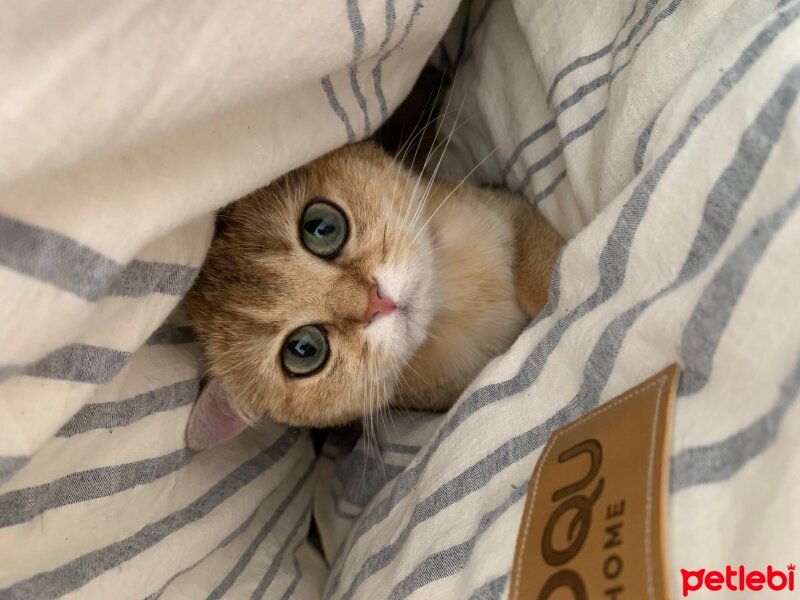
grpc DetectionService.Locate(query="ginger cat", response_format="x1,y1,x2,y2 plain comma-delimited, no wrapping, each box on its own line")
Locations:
185,142,562,450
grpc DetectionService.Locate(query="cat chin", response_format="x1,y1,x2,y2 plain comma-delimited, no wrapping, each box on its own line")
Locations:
366,311,417,362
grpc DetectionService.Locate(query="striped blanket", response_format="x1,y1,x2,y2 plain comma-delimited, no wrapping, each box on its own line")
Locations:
2,0,800,598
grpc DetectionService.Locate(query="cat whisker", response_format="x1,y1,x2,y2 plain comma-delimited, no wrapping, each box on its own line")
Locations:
392,107,458,168
360,429,374,493
409,59,463,184
390,85,445,169
387,107,468,257
370,365,389,484
419,328,442,343
377,381,391,481
384,357,404,437
359,361,376,492
407,95,468,238
401,358,424,379
409,143,501,248
384,379,397,435
396,65,452,202
401,74,463,238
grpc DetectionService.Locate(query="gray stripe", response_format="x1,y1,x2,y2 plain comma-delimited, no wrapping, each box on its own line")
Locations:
208,460,313,600
332,496,362,520
325,9,799,593
677,63,800,283
145,501,265,600
372,0,424,122
346,0,365,59
389,482,527,600
0,343,129,384
503,0,645,179
500,120,557,181
321,448,339,460
454,1,472,66
557,61,800,442
250,507,311,600
472,0,496,36
545,0,640,106
379,441,420,455
0,456,28,486
633,108,662,174
507,0,683,184
632,0,684,55
533,169,568,204
346,0,371,136
57,379,199,437
516,109,606,193
680,183,800,395
612,0,661,55
606,0,685,89
516,0,685,193
277,533,308,600
335,449,404,508
0,450,193,528
342,58,791,591
371,0,397,122
553,69,614,117
671,347,800,492
111,259,198,298
461,0,496,65
0,215,198,301
338,425,572,599
524,245,564,333
469,575,508,600
497,59,800,534
145,323,197,345
321,76,356,143
0,429,300,600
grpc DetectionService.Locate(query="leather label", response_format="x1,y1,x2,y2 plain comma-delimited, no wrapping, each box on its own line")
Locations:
510,364,680,600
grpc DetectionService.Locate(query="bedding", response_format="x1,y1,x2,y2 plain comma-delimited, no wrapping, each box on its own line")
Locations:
2,0,800,598
0,2,458,597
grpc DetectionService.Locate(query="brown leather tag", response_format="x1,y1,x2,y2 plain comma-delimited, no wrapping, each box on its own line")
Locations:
510,364,680,600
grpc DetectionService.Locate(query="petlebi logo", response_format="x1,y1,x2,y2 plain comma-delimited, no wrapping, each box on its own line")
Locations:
681,564,795,596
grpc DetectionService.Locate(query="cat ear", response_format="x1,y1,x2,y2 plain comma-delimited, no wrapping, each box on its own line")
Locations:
186,378,249,451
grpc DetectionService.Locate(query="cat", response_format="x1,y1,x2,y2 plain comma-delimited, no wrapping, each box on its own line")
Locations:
185,141,563,450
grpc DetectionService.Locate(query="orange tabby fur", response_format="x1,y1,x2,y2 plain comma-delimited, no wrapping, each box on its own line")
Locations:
186,142,562,431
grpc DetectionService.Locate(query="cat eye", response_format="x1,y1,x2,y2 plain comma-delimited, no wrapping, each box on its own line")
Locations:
282,325,329,376
301,201,348,258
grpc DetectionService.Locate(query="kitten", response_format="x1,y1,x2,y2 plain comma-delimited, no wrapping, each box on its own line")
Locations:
185,141,563,450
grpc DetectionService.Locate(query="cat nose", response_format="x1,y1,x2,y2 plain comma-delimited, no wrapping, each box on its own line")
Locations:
366,284,396,322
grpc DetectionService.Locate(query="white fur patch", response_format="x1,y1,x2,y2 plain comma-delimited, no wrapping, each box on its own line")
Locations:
369,232,437,364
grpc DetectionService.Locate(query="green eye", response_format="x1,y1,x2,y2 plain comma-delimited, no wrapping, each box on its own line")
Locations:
282,325,328,376
301,201,348,257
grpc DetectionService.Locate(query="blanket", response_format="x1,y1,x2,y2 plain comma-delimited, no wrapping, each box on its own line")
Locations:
2,0,800,598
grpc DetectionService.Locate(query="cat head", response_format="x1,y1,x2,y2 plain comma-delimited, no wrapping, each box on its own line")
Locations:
185,142,438,450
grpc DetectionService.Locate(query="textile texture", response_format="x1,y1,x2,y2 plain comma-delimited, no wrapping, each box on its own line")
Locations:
2,1,799,599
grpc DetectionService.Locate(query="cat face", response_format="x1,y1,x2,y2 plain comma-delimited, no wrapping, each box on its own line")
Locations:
185,143,437,446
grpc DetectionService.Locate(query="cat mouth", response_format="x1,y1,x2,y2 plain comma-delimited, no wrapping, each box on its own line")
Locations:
398,280,421,314
397,278,433,350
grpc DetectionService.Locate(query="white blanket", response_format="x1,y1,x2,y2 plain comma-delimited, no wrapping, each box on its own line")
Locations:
2,0,800,599
0,1,457,597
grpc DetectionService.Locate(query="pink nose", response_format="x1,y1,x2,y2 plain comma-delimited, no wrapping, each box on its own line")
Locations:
366,284,396,322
